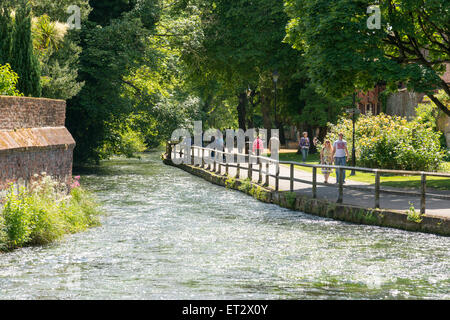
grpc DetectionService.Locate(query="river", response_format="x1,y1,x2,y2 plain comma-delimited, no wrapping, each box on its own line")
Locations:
0,152,448,299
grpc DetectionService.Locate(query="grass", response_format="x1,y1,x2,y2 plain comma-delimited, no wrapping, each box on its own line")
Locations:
0,174,102,252
279,152,450,191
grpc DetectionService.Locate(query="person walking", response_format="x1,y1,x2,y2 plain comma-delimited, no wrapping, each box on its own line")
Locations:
320,140,333,184
216,134,224,162
299,132,310,162
252,135,264,156
332,133,349,184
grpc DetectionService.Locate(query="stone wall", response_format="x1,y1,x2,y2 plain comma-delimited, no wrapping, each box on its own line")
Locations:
385,90,425,119
0,96,75,190
437,113,450,147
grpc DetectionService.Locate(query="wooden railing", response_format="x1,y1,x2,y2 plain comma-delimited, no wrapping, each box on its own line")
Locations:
167,142,450,214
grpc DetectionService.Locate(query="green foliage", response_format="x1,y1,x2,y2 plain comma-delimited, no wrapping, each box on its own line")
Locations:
0,175,102,251
100,120,147,159
406,202,423,224
415,99,439,131
66,1,162,163
416,91,450,151
285,0,450,117
285,192,297,209
0,5,13,65
324,113,444,171
238,179,253,193
9,0,41,97
225,177,236,189
2,187,34,247
32,14,84,100
254,186,269,202
444,150,450,162
0,63,22,96
30,0,92,22
363,211,377,225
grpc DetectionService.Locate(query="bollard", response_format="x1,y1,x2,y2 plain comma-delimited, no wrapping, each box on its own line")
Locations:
202,148,205,168
375,170,380,209
421,173,426,214
275,163,280,191
337,168,344,203
225,154,229,176
312,167,317,199
258,158,262,184
290,163,294,192
236,160,240,179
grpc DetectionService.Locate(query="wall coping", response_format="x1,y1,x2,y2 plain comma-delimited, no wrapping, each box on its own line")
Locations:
0,127,75,152
0,95,66,103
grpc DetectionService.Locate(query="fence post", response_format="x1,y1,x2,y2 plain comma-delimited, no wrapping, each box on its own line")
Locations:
275,163,280,191
375,170,380,209
225,152,229,176
213,149,216,172
218,151,222,174
290,163,294,192
207,149,211,170
337,168,344,203
421,173,426,215
265,162,269,186
258,158,262,184
249,155,253,181
236,155,240,179
312,167,317,199
191,147,194,165
167,143,173,160
202,148,205,168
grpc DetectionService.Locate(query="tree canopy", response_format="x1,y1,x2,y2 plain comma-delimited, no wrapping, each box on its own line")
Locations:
1,0,447,162
285,0,450,116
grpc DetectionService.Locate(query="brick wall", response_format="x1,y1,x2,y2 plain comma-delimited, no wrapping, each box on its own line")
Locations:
0,96,66,130
0,96,75,190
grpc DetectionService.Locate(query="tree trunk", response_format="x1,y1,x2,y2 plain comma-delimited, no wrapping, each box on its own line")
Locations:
318,126,328,142
428,91,450,117
261,92,273,141
237,92,247,131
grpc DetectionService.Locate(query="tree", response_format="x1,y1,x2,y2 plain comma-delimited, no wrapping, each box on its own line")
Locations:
179,0,305,135
30,0,91,22
0,63,22,96
9,0,41,97
0,4,13,65
32,14,84,100
66,0,161,162
285,0,450,116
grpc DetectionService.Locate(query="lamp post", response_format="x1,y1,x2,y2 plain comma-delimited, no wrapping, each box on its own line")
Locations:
346,92,360,176
272,70,279,129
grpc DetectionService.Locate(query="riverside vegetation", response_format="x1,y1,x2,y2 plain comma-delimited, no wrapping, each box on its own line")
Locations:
0,174,102,252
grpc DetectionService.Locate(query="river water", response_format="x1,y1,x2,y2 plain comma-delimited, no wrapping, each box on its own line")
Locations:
0,152,449,299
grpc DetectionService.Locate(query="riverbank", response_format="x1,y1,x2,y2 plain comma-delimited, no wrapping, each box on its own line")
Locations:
163,156,450,237
0,175,102,252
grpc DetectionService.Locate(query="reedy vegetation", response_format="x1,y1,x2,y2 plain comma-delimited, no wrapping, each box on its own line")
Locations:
0,174,102,252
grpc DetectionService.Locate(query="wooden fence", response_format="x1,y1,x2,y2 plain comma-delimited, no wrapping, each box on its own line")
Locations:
167,142,450,215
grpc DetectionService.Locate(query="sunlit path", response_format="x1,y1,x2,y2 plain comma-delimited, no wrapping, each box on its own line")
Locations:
179,148,450,218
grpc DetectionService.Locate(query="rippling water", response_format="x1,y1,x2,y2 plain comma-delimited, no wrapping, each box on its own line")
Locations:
0,152,449,299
